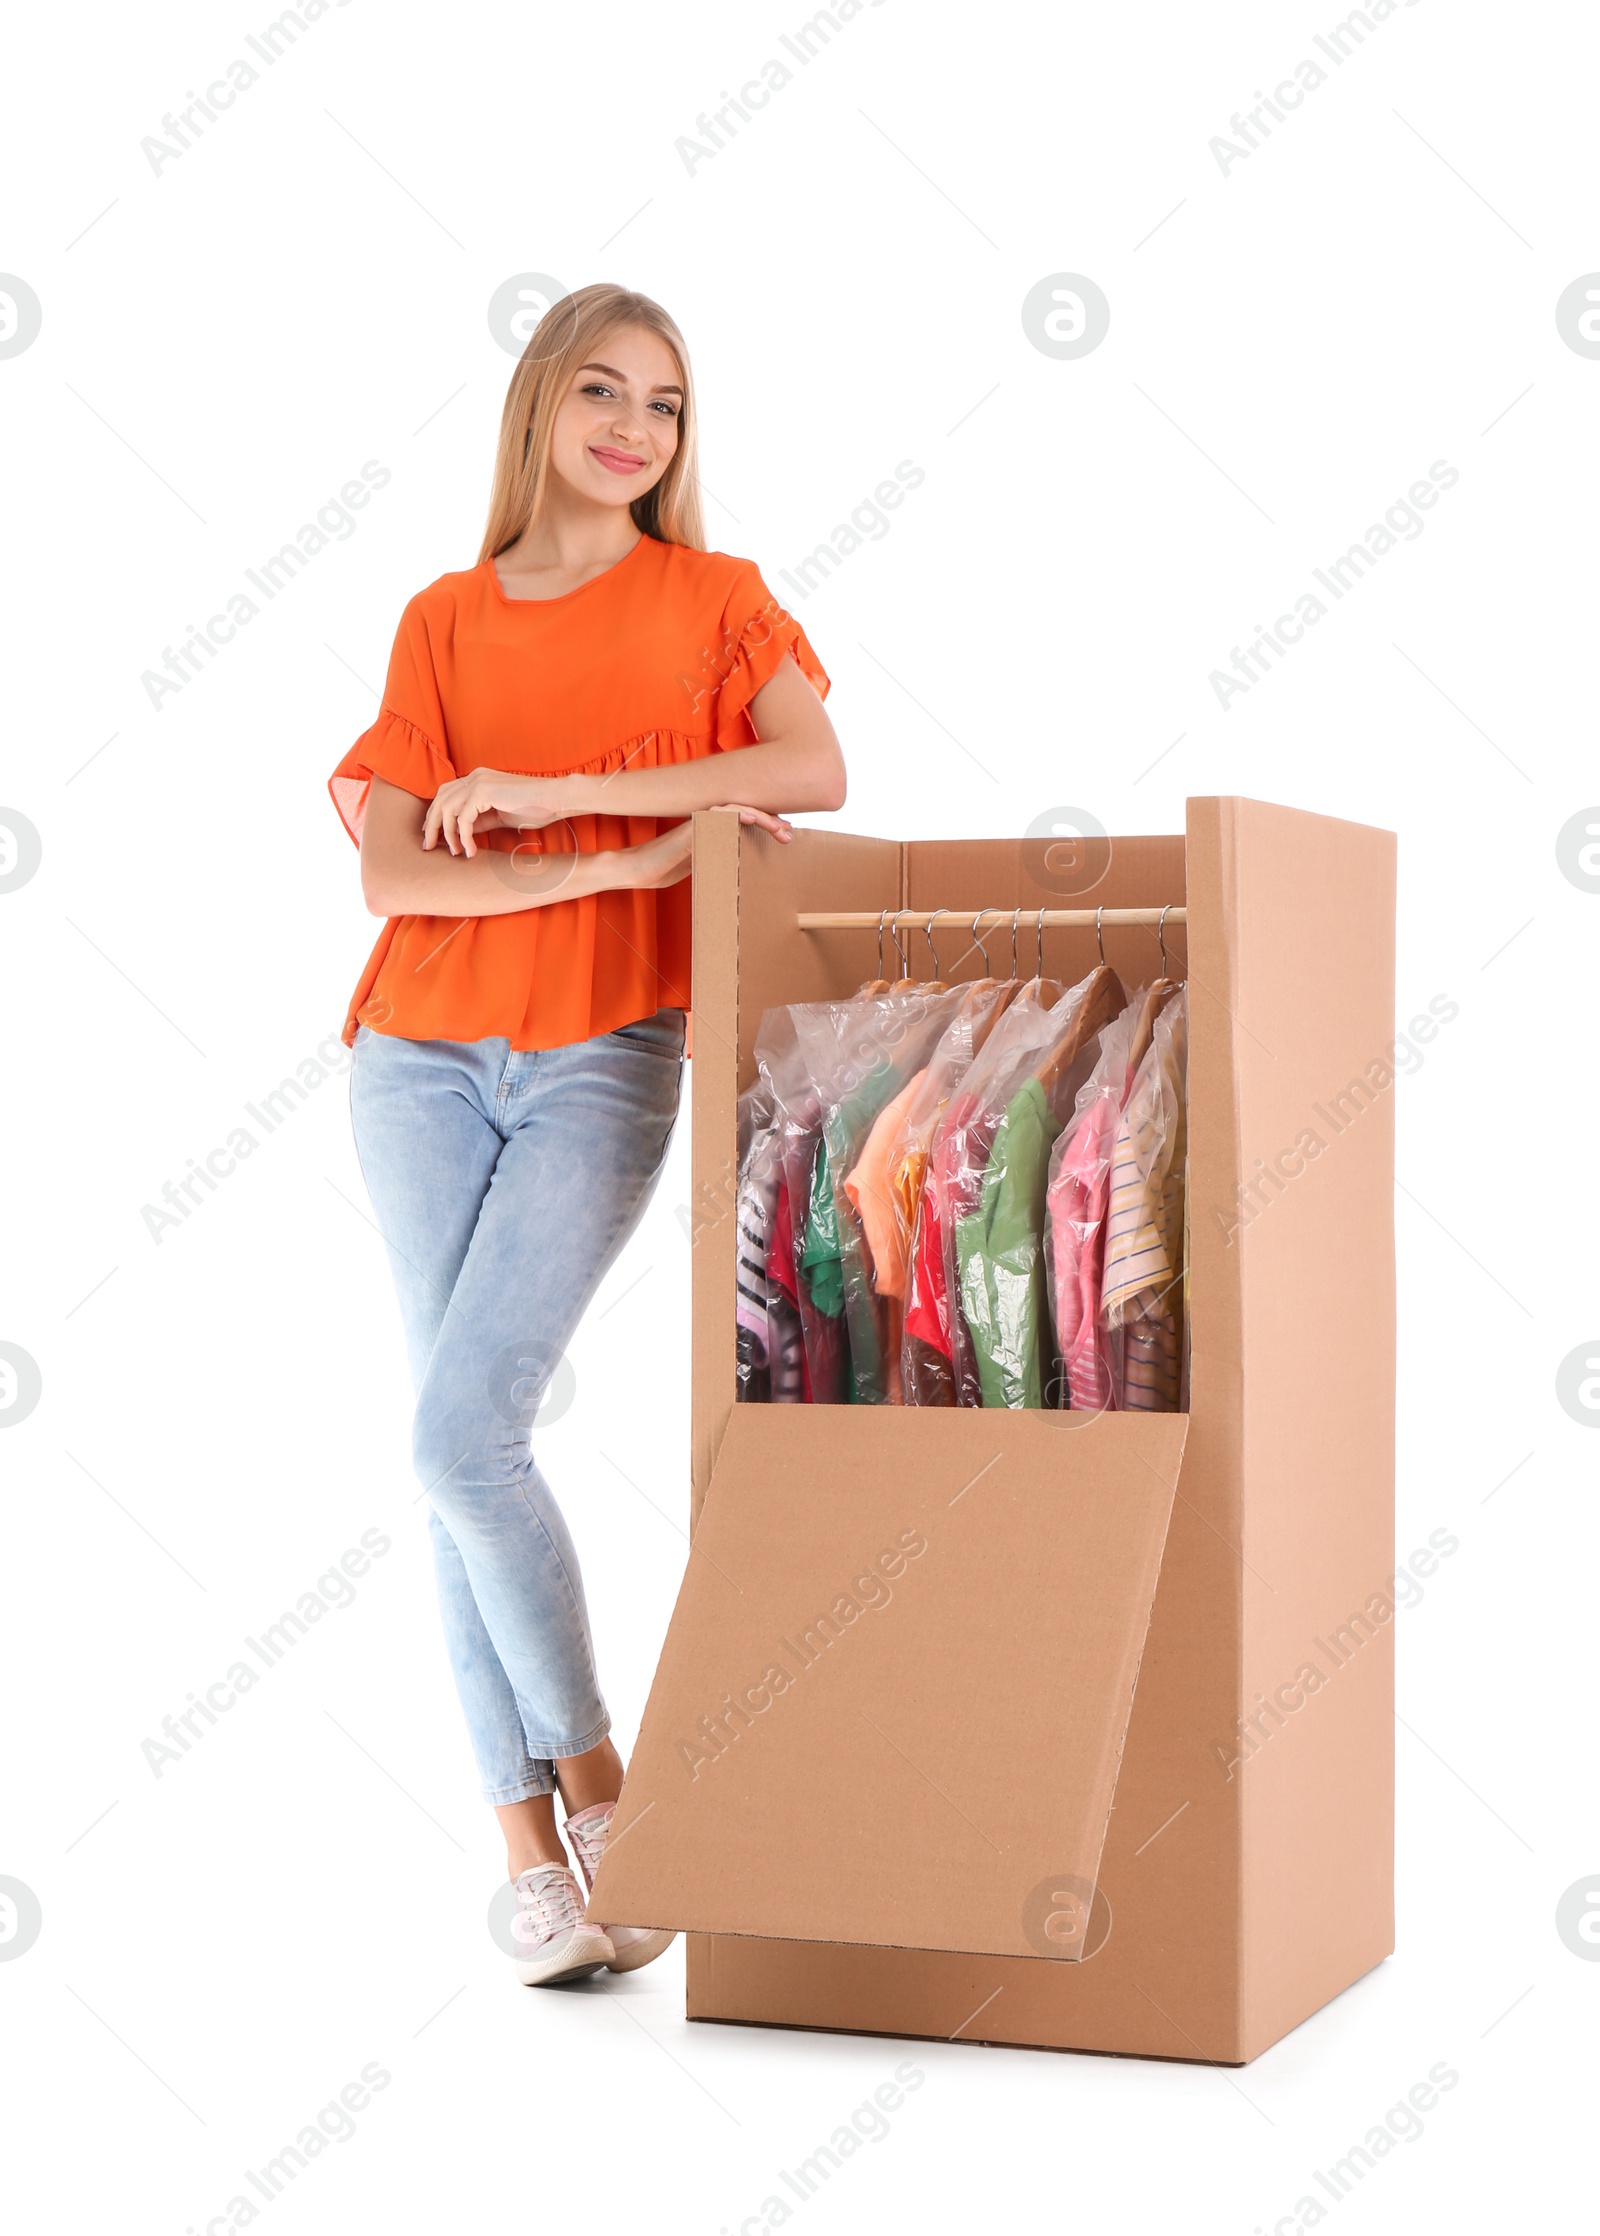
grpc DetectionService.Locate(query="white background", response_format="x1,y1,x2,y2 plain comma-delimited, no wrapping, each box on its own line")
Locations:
1,0,1594,2228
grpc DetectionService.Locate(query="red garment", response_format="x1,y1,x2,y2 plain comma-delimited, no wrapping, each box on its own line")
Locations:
902,1085,1006,1406
767,1176,813,1404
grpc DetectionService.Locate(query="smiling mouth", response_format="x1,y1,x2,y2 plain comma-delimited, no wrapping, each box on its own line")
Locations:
589,445,647,475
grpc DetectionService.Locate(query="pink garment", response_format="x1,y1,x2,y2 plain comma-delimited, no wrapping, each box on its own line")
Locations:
1044,984,1156,1414
1048,1094,1121,1411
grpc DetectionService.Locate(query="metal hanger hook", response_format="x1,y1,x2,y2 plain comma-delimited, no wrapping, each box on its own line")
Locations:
924,909,946,978
1035,909,1046,978
1156,902,1172,976
1095,905,1106,965
970,911,992,975
877,907,889,980
1010,906,1021,979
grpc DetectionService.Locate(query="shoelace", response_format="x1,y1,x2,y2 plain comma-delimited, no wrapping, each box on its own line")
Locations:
512,1864,586,1944
565,1805,615,1890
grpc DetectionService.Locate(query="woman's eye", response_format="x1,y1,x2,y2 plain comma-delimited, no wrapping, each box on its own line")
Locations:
582,382,614,398
651,400,679,416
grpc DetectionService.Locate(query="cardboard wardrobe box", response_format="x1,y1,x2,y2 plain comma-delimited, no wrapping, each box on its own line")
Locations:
591,796,1397,2065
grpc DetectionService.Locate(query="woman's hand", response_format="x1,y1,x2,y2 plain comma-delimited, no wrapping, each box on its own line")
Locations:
424,770,572,856
597,806,790,896
728,805,793,843
619,822,694,890
426,769,797,864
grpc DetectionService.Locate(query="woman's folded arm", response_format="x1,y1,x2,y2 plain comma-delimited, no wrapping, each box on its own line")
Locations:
359,779,694,919
421,653,847,856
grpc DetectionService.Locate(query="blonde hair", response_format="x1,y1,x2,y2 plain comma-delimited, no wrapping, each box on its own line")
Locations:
478,283,705,562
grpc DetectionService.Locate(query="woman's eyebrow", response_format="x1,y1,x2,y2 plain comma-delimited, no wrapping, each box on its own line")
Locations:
579,361,684,395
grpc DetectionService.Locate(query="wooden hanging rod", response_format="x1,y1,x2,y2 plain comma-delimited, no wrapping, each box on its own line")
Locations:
796,907,1187,931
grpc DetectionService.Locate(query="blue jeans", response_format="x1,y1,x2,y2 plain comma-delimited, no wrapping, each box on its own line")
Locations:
348,1008,685,1804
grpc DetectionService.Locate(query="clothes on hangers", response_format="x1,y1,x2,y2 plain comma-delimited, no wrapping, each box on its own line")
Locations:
953,1074,1062,1410
836,1068,924,1403
755,984,968,1405
732,1007,820,1404
765,1172,812,1404
732,1079,779,1403
900,1001,1046,1411
839,981,1018,1404
800,1059,897,1322
734,927,1190,1414
849,982,1017,1301
900,1080,978,1406
800,985,972,1403
1044,983,1178,1413
904,968,1122,1408
841,1070,924,1298
904,1045,1042,1407
752,1004,846,1403
735,1140,777,1402
1102,988,1189,1412
950,966,1125,1409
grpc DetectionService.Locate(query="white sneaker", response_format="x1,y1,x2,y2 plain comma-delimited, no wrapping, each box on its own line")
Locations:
508,1863,615,1986
564,1801,677,1974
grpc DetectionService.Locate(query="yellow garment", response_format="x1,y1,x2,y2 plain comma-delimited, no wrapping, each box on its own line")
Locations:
885,1143,932,1302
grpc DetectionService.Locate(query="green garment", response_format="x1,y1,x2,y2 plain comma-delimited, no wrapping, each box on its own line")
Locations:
797,1135,858,1401
799,1132,847,1318
800,1061,898,1402
954,1075,1061,1410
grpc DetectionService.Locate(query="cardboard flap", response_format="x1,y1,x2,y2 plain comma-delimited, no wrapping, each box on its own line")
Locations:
591,1405,1188,1962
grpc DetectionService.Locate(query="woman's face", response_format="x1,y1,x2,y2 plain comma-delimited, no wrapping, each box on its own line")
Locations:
548,324,683,511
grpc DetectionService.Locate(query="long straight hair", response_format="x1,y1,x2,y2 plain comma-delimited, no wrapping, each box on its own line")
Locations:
477,283,705,563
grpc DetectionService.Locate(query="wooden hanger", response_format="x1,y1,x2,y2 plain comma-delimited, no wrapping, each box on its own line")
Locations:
1126,978,1179,1076
880,912,925,994
1033,964,1126,1101
1118,910,1183,1073
964,979,1020,1055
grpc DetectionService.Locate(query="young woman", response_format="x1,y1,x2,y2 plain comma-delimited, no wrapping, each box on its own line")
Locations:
328,284,844,1986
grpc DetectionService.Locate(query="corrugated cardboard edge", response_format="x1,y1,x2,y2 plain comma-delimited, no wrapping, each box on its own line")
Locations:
1219,799,1398,2059
1184,796,1250,2058
1065,1417,1191,1956
689,808,742,1519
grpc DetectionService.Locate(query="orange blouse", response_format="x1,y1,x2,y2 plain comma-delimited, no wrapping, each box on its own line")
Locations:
328,538,829,1052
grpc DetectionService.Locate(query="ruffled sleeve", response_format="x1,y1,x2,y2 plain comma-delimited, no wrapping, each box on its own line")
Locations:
712,561,830,752
327,594,457,847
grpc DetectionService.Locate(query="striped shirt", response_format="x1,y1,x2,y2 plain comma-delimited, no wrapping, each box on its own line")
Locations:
1101,989,1188,1411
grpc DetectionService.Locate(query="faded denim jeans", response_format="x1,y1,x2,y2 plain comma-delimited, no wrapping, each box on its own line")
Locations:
349,1008,685,1803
